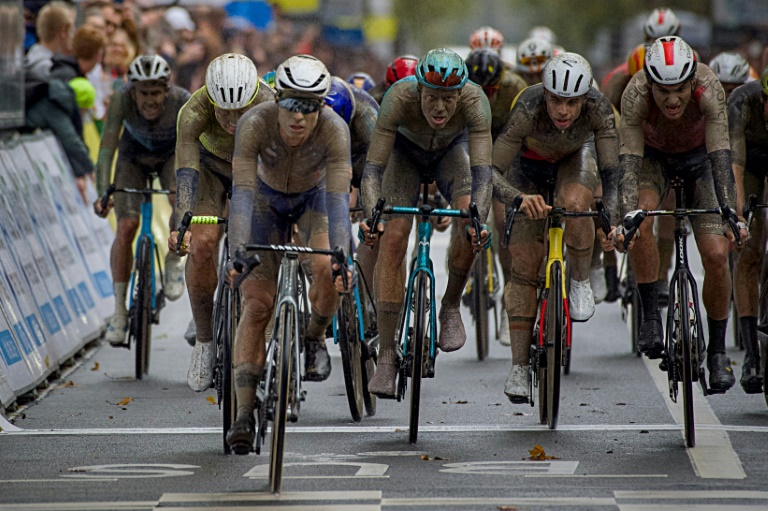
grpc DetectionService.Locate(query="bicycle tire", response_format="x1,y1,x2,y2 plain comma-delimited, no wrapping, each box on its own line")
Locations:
473,255,490,361
677,276,696,448
356,262,377,417
269,304,292,494
134,236,153,380
536,350,547,425
546,262,563,430
337,293,364,422
409,274,427,444
221,288,238,454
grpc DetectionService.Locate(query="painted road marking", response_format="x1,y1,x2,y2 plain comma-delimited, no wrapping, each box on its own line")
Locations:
159,491,382,503
440,460,579,475
61,464,198,479
642,355,746,479
244,462,389,479
0,503,154,510
381,497,617,507
618,506,766,511
154,507,379,511
0,479,118,483
615,491,768,499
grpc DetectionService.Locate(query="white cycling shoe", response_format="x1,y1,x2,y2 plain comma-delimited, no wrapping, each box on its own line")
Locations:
105,313,129,346
187,341,215,392
569,278,595,322
164,257,186,302
589,266,607,304
504,365,529,404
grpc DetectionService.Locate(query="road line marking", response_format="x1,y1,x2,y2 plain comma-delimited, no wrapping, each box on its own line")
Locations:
247,475,389,479
642,355,746,479
160,491,382,503
0,479,118,483
615,490,768,499
619,506,766,511
525,474,667,478
153,507,379,511
381,497,617,506
0,503,154,510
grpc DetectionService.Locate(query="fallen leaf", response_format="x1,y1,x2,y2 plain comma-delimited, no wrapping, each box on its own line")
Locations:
206,396,216,405
90,362,99,371
117,397,133,406
45,356,50,368
433,456,446,460
606,450,613,454
528,445,559,461
108,416,113,419
62,381,76,388
395,428,404,432
421,454,430,460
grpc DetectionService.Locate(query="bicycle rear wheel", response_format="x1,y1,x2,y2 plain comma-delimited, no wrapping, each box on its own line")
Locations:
269,304,293,494
133,236,153,380
220,287,238,454
409,274,428,444
677,276,695,448
337,293,364,422
545,262,563,430
473,254,490,361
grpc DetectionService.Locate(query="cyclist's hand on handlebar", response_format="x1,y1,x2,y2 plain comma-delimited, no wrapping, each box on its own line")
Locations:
93,196,113,218
519,194,550,220
597,225,616,252
168,230,191,255
613,226,637,253
466,224,491,253
331,262,354,294
358,219,384,247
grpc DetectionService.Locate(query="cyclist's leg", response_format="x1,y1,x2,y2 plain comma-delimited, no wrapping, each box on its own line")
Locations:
556,143,599,321
158,155,185,301
629,153,665,358
733,162,766,392
589,183,608,304
689,155,735,393
367,147,420,397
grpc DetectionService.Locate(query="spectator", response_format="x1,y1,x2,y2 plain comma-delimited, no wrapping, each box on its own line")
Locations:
25,1,75,81
50,26,106,83
103,24,140,93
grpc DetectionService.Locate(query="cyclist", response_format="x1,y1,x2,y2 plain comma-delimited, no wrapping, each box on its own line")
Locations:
93,55,190,346
709,52,754,100
728,66,768,393
615,36,745,393
224,55,352,452
493,52,620,403
368,55,418,105
516,37,553,86
466,47,528,346
347,71,375,92
170,53,275,392
469,26,504,52
358,48,493,398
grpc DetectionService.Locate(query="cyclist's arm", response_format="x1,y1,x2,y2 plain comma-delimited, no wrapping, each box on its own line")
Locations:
349,99,378,189
492,88,535,175
174,90,210,222
95,88,127,196
464,83,494,223
360,86,402,215
592,93,621,224
617,74,649,219
491,167,523,206
727,86,750,215
324,112,353,254
229,114,261,259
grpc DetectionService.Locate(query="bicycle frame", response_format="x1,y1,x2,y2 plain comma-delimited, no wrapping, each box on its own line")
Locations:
539,213,571,353
129,191,160,312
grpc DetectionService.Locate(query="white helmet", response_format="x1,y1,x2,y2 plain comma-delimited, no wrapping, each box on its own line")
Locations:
128,55,171,84
708,52,750,85
205,53,259,110
516,37,553,74
542,52,593,97
644,36,697,85
644,8,681,40
274,54,331,100
528,26,556,45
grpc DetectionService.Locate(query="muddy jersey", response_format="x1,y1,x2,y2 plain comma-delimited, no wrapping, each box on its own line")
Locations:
361,76,493,220
348,85,379,188
229,102,352,256
618,65,734,215
487,70,528,140
96,84,190,195
492,84,620,221
368,82,387,105
728,80,768,169
601,62,631,111
175,80,275,171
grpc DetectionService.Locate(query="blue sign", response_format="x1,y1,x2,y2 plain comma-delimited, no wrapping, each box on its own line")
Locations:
0,329,21,365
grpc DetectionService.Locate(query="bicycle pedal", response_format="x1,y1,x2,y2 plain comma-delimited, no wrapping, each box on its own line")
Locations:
658,355,668,372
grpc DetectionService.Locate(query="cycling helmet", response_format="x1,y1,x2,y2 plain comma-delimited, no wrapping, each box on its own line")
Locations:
644,8,681,40
415,48,469,90
346,71,375,91
542,52,593,97
627,44,648,77
528,26,557,45
325,76,355,124
761,65,768,95
386,55,418,87
128,55,171,84
205,53,259,110
469,26,504,51
516,37,553,74
644,36,697,85
262,70,276,89
708,52,750,85
466,48,503,87
275,54,331,100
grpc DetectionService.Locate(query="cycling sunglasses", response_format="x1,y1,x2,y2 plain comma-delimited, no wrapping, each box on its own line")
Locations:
422,71,463,88
277,97,324,114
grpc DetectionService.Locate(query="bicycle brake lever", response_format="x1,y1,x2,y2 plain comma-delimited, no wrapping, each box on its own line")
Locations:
332,247,349,292
99,183,116,213
175,211,193,255
595,199,611,236
503,195,524,247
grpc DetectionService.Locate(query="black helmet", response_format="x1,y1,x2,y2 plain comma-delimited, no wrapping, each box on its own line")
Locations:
466,48,503,87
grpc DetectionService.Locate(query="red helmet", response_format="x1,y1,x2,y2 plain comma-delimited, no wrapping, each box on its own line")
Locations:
469,26,504,51
386,55,418,87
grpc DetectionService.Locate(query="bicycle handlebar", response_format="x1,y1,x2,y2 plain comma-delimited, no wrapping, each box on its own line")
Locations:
622,206,741,250
175,212,227,255
743,194,768,232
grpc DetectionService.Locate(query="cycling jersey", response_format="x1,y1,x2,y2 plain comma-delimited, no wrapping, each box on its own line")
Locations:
727,80,768,171
488,70,528,140
618,65,734,216
492,84,620,222
368,82,387,105
96,83,191,196
361,76,493,221
348,86,379,188
601,62,631,111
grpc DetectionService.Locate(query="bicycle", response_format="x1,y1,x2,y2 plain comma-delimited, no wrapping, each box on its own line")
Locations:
503,196,611,430
622,176,741,447
235,239,346,494
99,179,172,380
463,238,501,361
368,185,479,444
618,253,642,357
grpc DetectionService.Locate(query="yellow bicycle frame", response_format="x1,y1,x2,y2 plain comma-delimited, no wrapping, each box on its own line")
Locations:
544,224,567,297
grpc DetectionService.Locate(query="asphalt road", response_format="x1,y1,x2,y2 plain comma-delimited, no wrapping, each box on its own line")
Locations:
2,232,768,511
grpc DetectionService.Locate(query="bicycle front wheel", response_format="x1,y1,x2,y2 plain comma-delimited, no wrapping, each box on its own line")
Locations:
220,287,238,454
409,274,428,444
337,293,364,422
545,262,563,430
677,276,695,448
473,255,490,361
269,305,293,494
134,235,153,380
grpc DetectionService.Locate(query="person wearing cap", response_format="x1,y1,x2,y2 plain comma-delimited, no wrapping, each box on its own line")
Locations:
92,55,191,347
224,55,353,454
614,36,745,394
492,52,619,403
358,48,493,398
169,54,275,392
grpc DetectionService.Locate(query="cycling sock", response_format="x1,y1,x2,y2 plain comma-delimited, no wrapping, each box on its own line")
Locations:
114,282,128,315
165,251,183,265
377,301,401,366
637,282,660,322
739,316,758,360
603,248,617,267
657,238,674,281
234,363,262,417
442,269,469,308
706,317,728,356
305,307,331,342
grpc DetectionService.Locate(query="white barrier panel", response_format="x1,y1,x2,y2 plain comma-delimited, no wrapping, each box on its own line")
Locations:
0,365,15,409
0,280,37,397
0,140,85,361
29,134,113,323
